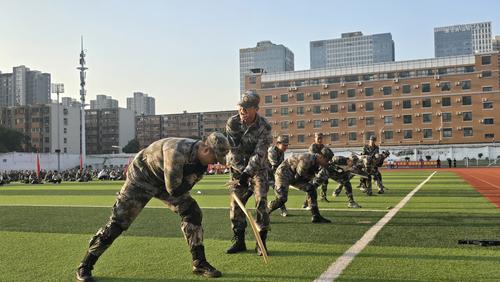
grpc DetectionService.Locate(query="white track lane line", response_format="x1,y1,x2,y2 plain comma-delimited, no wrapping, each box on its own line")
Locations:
314,171,437,282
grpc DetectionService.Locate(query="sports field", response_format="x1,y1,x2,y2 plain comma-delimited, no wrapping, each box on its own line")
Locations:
1,169,499,281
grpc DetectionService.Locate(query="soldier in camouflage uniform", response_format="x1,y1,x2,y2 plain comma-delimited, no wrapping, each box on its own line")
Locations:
327,156,363,208
359,135,380,196
268,147,334,223
76,132,230,281
268,135,289,217
308,133,330,202
225,92,273,256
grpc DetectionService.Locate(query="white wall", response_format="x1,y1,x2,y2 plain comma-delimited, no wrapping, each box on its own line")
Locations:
118,108,135,148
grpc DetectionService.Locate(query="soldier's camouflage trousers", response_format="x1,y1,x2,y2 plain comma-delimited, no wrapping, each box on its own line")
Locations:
271,166,319,212
228,168,270,233
87,167,204,258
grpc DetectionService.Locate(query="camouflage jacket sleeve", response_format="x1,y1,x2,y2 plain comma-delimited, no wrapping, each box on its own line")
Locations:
308,144,315,154
162,146,192,197
311,168,328,187
268,146,280,170
244,120,273,176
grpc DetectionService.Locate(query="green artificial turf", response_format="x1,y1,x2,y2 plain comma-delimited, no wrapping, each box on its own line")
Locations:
0,171,499,281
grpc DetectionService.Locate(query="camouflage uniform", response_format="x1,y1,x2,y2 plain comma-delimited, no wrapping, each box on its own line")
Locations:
268,152,332,222
77,134,229,280
359,144,380,195
327,156,363,208
226,113,273,234
267,142,288,215
309,143,329,201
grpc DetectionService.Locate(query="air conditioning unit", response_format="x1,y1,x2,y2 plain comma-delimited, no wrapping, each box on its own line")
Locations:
360,104,364,108
416,128,421,132
358,81,363,86
359,116,365,120
436,128,442,131
395,86,400,90
416,101,420,105
414,85,420,89
307,108,311,112
396,129,401,133
274,109,278,113
435,83,440,87
307,93,311,96
434,75,440,80
394,78,399,83
341,131,346,135
456,111,462,115
415,113,421,117
479,119,484,124
359,89,363,93
323,84,328,89
289,120,294,124
436,112,442,116
273,121,278,124
289,134,294,137
341,117,346,121
308,133,312,136
380,115,385,119
274,95,278,99
341,105,345,109
340,90,345,94
381,129,385,133
455,81,461,86
395,102,400,106
289,109,293,113
321,91,328,96
456,98,461,103
457,127,462,130
379,87,384,91
308,119,312,123
482,98,488,102
288,94,294,98
435,99,441,103
478,74,483,78
379,103,384,107
288,86,297,91
341,83,346,87
396,114,401,118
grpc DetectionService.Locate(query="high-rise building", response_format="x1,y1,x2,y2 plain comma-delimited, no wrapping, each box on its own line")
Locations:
126,92,155,116
0,66,51,106
61,97,82,108
85,108,135,154
434,22,492,57
90,94,119,109
310,32,395,69
239,41,294,95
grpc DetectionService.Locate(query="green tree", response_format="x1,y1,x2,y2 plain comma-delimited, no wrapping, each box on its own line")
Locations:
0,127,25,153
123,139,140,153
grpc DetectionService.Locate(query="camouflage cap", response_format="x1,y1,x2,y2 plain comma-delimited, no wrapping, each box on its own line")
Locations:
369,135,377,141
314,132,324,138
277,135,289,145
319,147,334,161
206,132,230,164
238,92,260,108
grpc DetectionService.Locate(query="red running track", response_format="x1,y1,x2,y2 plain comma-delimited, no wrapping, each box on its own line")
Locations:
447,168,500,208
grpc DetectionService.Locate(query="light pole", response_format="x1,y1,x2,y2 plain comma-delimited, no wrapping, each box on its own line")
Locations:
51,83,64,171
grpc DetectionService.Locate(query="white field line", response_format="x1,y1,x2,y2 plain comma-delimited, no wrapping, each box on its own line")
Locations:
0,203,385,213
314,171,437,282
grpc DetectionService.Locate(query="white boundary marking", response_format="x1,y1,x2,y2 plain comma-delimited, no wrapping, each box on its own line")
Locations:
314,171,437,282
0,203,385,213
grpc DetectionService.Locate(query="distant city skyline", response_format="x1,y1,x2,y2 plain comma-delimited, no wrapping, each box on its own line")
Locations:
1,0,500,113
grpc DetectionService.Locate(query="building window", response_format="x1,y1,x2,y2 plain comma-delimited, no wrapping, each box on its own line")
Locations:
422,83,431,93
463,112,472,121
63,137,67,144
365,117,374,126
330,104,338,113
364,87,374,96
313,106,321,114
297,120,305,129
64,148,67,153
296,93,304,101
485,133,495,139
313,120,322,128
481,70,492,78
297,106,305,115
281,121,289,129
347,118,357,127
403,115,412,124
442,97,451,107
384,116,393,125
442,128,452,138
330,119,339,127
442,112,452,123
462,96,472,105
422,99,431,108
63,128,67,134
483,102,493,109
329,91,338,99
403,100,412,109
481,55,491,65
64,118,68,126
384,131,393,140
403,130,412,139
402,84,411,94
347,103,356,112
463,127,473,137
265,95,272,104
312,92,321,100
483,86,493,92
440,82,451,91
383,101,392,110
297,135,305,143
265,108,272,117
383,86,392,96
461,80,471,90
423,113,432,123
484,118,494,125
347,89,356,98
280,94,288,103
348,132,357,141
280,107,289,116
423,129,432,138
331,133,339,142
362,102,372,112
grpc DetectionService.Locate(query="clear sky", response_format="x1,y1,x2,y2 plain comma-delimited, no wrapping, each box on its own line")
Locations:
1,0,499,114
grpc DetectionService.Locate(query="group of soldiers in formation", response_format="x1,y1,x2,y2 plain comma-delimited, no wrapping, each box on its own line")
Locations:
70,92,390,281
0,167,128,186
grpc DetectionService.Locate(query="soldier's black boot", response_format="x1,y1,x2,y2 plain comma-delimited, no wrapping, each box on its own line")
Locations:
192,245,222,278
76,252,98,282
267,199,283,214
226,230,246,254
311,207,331,223
255,230,268,256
